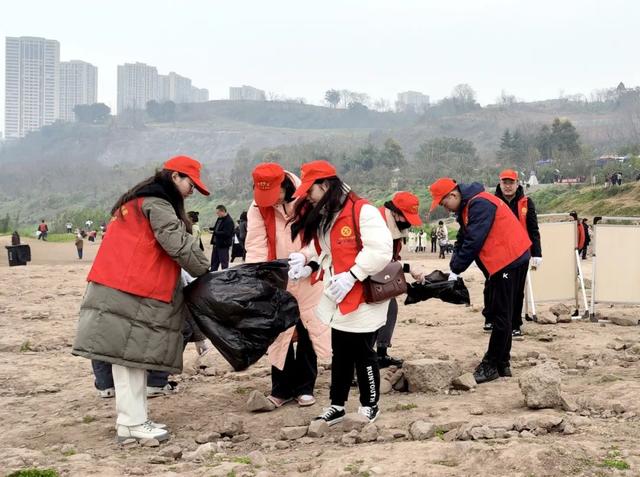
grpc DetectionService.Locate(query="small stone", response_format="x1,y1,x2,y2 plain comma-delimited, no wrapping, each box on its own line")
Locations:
342,413,370,432
409,420,436,440
549,303,571,316
149,455,173,464
232,433,250,443
299,437,314,444
380,379,392,394
220,415,244,437
556,314,572,323
196,431,222,444
452,373,477,391
275,440,291,450
307,419,329,438
609,315,639,327
183,442,217,461
388,369,404,386
159,445,183,460
470,408,484,416
140,438,160,448
560,394,578,412
443,429,458,442
518,361,563,409
356,423,379,443
120,438,138,448
505,431,520,438
526,351,540,359
279,426,307,440
246,390,275,412
248,450,267,466
519,430,535,438
390,429,408,439
282,412,309,428
341,430,358,446
404,359,462,393
576,359,591,370
298,463,313,473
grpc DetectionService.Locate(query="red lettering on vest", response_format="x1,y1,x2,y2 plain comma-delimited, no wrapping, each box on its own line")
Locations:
462,192,531,276
87,198,180,303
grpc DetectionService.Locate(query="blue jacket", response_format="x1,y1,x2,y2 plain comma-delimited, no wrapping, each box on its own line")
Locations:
451,183,529,276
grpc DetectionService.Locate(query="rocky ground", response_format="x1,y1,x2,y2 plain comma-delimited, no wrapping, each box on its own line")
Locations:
1,238,639,477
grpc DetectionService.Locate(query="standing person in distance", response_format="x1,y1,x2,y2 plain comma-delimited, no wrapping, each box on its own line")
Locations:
210,205,234,271
288,160,392,425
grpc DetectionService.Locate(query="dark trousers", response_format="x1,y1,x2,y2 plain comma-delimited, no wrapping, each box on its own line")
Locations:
430,238,437,253
330,328,380,407
376,298,397,349
211,246,230,271
484,262,528,366
439,244,446,259
271,321,318,399
77,248,83,259
580,246,589,260
484,266,528,331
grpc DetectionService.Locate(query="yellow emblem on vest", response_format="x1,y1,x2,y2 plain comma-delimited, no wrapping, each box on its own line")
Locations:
522,207,527,216
341,226,353,237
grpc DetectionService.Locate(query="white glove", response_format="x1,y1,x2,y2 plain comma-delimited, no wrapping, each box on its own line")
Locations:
327,271,357,304
531,257,543,269
288,252,306,269
448,272,459,281
288,265,312,281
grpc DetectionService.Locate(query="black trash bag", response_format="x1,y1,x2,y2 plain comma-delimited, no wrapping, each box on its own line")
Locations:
184,260,299,371
404,269,470,306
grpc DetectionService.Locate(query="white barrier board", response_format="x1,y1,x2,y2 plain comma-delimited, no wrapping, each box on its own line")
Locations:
593,224,640,304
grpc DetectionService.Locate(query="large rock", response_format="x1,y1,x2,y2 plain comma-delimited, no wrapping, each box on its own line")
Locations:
343,413,370,432
409,420,436,440
556,314,572,323
279,426,307,440
536,313,557,324
356,423,379,443
403,359,462,393
609,315,639,327
307,419,329,438
514,413,563,431
246,390,275,412
518,361,563,409
220,415,245,437
549,303,571,316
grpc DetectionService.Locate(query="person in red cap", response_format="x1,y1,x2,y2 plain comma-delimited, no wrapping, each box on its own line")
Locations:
429,177,531,384
288,160,392,426
376,191,424,368
73,155,211,443
244,162,330,410
489,169,542,336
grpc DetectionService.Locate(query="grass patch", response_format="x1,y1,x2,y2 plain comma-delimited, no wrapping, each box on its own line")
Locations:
435,429,446,440
62,449,76,457
82,415,96,424
233,456,251,465
392,403,417,412
7,470,59,477
20,341,33,352
433,459,459,467
602,458,630,470
233,386,251,395
344,460,370,477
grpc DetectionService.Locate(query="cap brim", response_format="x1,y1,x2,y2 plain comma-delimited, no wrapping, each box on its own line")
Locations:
429,197,442,212
293,180,313,199
254,186,281,207
403,211,423,226
192,176,210,196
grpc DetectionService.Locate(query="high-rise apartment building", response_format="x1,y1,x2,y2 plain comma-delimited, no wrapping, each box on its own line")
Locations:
117,62,160,113
396,91,430,113
59,60,97,122
229,85,266,101
4,36,60,139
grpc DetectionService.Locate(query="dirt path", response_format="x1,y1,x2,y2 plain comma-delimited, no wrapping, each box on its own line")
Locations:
1,241,639,477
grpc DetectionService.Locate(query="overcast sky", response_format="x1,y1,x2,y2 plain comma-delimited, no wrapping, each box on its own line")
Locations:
2,0,639,130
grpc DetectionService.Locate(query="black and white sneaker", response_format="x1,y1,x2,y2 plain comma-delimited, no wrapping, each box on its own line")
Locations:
512,328,523,338
483,322,493,332
357,405,380,423
314,406,346,426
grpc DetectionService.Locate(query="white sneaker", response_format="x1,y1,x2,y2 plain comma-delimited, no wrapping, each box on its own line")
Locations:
97,387,115,398
147,383,177,398
358,405,380,423
116,422,170,442
146,419,167,429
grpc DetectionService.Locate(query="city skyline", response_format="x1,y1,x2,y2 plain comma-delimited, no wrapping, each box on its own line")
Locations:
2,0,640,133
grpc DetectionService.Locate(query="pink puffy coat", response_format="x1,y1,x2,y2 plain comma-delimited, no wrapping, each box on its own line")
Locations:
244,171,330,370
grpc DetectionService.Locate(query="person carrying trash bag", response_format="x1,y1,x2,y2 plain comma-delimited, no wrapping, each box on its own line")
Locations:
72,155,211,443
429,177,531,384
288,160,392,426
244,162,329,410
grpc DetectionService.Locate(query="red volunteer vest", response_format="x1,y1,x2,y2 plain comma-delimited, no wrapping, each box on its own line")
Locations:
311,195,369,315
87,198,180,303
516,196,528,230
462,192,531,276
576,221,585,249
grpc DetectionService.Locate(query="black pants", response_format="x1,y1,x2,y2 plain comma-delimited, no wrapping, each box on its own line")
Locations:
439,244,446,259
376,298,396,349
330,328,380,407
211,246,230,271
484,266,528,331
271,321,318,399
580,246,589,260
484,262,528,366
430,239,437,253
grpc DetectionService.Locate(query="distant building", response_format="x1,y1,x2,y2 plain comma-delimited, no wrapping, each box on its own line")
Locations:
190,86,209,102
117,62,160,113
5,36,60,139
396,90,429,113
159,72,192,103
229,85,266,101
59,60,98,122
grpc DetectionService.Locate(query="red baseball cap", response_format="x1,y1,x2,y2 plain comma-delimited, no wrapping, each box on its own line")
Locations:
391,191,422,225
429,178,457,212
293,160,337,198
499,169,518,181
252,163,286,207
163,155,210,196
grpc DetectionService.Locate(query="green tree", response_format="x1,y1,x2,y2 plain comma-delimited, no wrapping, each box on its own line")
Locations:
73,103,111,123
378,138,406,168
325,89,341,108
416,137,479,180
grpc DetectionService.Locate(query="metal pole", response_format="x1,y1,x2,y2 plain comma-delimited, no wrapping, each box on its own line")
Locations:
589,226,598,322
526,269,537,321
575,249,589,319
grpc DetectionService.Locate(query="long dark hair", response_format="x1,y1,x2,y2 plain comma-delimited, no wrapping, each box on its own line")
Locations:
281,176,296,203
111,169,192,233
290,177,350,246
